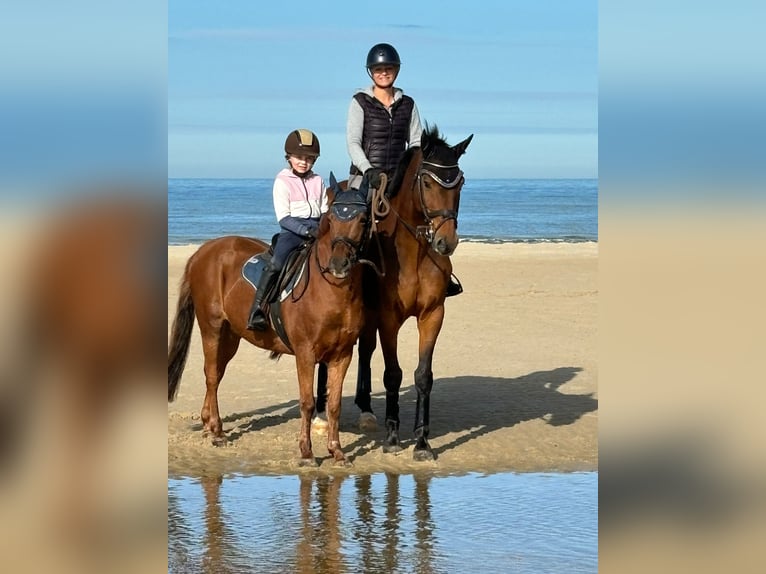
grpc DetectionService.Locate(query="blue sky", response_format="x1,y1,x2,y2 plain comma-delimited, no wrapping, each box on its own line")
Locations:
169,1,597,179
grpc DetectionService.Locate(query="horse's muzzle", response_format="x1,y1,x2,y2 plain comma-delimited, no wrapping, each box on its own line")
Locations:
328,256,352,279
432,226,459,256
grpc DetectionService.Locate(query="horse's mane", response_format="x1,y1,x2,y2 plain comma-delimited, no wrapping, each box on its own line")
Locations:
388,123,448,198
388,147,417,197
421,122,449,151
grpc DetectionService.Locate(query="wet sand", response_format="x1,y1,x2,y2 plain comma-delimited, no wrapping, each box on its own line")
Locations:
168,242,598,476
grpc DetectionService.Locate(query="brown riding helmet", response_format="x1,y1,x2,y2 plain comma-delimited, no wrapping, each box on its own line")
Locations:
284,129,320,158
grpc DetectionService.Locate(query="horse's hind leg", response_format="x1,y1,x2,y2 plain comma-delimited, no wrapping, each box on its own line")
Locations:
315,363,328,413
378,327,404,453
200,324,240,446
354,321,378,431
311,363,329,435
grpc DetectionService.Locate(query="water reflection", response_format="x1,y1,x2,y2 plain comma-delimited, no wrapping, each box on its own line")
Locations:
295,473,436,573
168,474,250,572
198,475,247,572
168,471,597,573
347,473,436,573
296,475,343,573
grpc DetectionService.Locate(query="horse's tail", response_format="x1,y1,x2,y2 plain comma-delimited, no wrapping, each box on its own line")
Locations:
168,273,195,402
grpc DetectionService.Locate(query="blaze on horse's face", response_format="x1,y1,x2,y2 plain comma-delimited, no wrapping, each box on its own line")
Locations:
420,133,473,256
325,188,369,279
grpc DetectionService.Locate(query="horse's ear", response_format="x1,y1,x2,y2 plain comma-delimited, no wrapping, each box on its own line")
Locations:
452,134,474,157
421,130,432,158
326,172,338,205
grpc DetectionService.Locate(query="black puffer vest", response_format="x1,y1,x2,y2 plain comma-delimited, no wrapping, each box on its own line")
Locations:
352,92,414,175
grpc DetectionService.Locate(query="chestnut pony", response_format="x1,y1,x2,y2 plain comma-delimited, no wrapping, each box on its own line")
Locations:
318,125,473,461
167,180,370,466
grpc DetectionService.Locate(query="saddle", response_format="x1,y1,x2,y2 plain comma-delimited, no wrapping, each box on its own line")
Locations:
241,236,312,351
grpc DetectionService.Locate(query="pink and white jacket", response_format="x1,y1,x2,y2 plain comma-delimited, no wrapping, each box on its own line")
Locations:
272,169,328,236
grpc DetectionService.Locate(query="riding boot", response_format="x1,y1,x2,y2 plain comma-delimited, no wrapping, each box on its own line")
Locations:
246,263,280,331
445,275,463,297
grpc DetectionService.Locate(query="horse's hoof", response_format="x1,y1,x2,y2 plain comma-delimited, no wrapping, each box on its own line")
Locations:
382,443,402,454
334,458,352,468
413,448,435,462
298,457,318,467
358,412,378,432
211,435,227,447
311,415,329,435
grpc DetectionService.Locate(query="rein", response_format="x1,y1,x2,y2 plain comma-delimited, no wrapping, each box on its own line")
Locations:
358,173,389,277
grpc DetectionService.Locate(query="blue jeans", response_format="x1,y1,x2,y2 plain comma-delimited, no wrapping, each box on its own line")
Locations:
272,230,306,269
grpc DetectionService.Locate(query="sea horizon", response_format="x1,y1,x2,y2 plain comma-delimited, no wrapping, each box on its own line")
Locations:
168,177,598,246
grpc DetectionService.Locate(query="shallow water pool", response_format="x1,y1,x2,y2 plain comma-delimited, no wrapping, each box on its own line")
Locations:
169,471,597,573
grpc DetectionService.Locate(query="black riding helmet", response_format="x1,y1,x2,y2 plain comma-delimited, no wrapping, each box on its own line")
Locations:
366,43,401,71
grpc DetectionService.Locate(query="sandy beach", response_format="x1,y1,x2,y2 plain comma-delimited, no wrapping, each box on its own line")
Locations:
168,241,598,476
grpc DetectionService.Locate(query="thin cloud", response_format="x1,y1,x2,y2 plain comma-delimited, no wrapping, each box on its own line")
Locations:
169,122,594,136
169,123,346,134
456,125,597,135
387,24,431,30
169,28,286,41
170,25,414,42
417,89,598,103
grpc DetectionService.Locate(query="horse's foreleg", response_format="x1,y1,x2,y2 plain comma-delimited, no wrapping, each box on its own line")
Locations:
295,354,317,466
200,327,240,446
412,308,445,461
379,327,403,453
412,353,435,460
324,355,353,466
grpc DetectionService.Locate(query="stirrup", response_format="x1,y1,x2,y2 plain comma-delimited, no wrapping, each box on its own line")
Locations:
446,276,463,297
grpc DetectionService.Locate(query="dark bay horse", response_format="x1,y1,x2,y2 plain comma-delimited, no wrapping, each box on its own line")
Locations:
167,183,370,466
318,125,473,461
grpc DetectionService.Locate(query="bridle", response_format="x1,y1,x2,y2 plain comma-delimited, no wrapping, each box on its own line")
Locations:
291,189,372,301
315,192,370,275
416,160,464,241
389,158,464,245
365,159,464,277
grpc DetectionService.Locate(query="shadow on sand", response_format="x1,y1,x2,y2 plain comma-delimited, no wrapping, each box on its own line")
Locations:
212,366,596,458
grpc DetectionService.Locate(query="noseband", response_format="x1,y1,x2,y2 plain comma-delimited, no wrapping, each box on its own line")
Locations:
414,160,464,243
